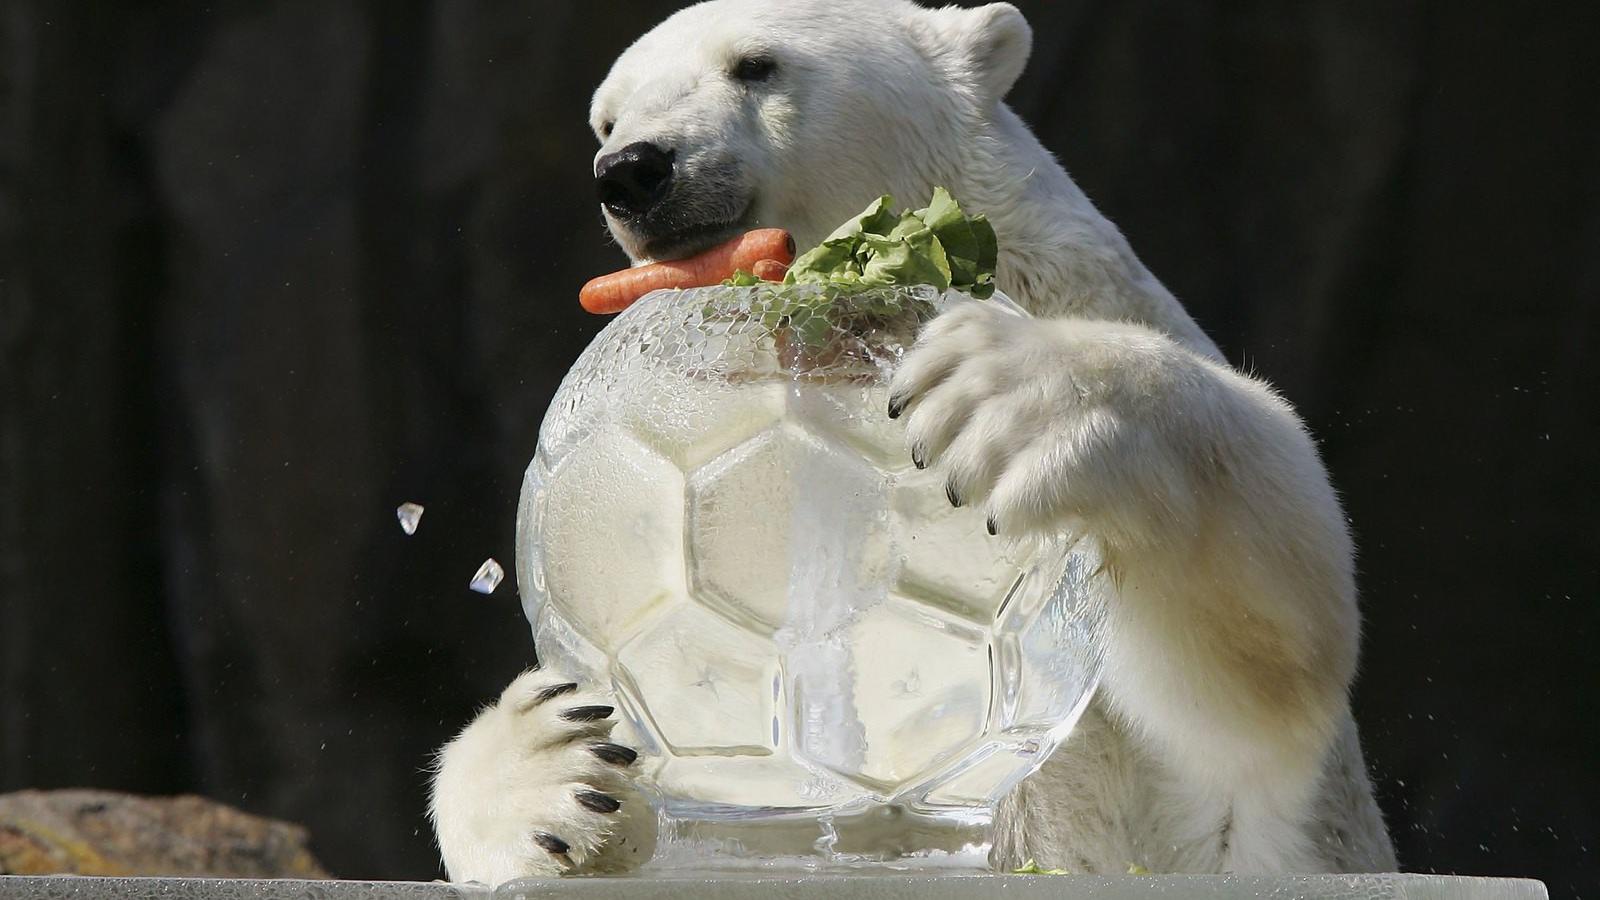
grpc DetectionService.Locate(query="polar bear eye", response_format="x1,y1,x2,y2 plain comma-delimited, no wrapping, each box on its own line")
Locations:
732,54,777,83
600,121,615,139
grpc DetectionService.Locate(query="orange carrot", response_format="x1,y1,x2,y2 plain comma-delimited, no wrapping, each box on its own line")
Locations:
751,258,789,282
579,228,796,314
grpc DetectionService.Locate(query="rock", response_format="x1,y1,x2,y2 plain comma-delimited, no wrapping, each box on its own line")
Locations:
0,790,330,878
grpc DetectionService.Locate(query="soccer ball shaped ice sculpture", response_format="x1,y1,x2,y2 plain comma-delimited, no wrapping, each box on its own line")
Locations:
516,283,1103,862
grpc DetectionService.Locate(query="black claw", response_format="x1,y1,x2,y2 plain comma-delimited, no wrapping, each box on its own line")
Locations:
532,831,570,855
592,742,638,766
986,515,998,536
945,482,963,508
534,682,578,704
887,396,906,419
560,705,614,722
911,443,926,469
576,789,622,814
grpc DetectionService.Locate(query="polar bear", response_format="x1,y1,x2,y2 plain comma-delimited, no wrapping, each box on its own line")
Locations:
429,0,1398,884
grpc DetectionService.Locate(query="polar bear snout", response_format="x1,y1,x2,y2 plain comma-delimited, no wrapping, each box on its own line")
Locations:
596,141,675,220
597,144,754,263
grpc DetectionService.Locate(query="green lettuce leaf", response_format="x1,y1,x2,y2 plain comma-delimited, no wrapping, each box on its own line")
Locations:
914,187,998,298
1013,859,1072,875
783,187,998,296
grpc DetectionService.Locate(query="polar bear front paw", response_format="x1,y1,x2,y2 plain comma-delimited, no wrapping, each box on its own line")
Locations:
430,668,656,885
888,301,1204,544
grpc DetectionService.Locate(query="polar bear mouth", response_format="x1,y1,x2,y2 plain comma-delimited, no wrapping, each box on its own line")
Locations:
638,211,753,263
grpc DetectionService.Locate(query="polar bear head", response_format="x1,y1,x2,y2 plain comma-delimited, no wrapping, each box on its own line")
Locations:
590,0,1032,262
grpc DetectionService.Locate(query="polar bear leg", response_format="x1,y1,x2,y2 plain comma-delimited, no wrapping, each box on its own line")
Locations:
893,305,1366,871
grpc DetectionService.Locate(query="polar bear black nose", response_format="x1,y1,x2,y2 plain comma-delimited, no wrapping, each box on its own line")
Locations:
596,142,675,219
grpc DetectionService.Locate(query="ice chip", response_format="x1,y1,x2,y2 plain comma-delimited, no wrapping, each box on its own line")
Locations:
469,557,504,595
396,502,425,535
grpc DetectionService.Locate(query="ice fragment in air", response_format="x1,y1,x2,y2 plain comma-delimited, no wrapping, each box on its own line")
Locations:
396,502,425,535
470,558,504,594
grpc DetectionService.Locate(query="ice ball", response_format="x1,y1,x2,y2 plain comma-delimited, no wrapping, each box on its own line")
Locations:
516,284,1102,844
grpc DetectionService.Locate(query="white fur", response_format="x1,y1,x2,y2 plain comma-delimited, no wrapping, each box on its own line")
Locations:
432,0,1396,882
429,669,655,883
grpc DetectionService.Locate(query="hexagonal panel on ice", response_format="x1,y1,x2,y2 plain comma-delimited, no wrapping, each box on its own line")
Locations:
892,468,1027,623
687,424,889,634
617,601,781,755
805,597,990,790
918,738,1043,809
786,379,909,469
621,373,787,472
538,427,685,654
1002,546,1106,730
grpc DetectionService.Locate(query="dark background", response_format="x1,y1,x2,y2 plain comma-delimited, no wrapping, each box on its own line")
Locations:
1,0,1595,896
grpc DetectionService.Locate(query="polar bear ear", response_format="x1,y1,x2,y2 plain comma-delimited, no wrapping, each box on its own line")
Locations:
911,3,1033,102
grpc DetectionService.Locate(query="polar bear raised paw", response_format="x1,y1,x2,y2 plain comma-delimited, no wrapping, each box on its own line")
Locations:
429,668,655,884
889,300,1218,545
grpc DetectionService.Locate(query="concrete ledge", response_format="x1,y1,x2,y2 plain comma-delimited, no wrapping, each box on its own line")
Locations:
0,873,1549,900
0,877,484,899
502,873,1547,899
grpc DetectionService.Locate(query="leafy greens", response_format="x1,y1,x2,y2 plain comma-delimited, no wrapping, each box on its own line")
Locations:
780,187,997,297
718,187,999,351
